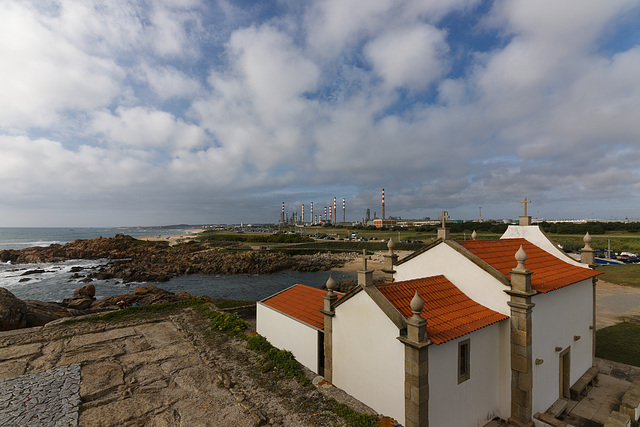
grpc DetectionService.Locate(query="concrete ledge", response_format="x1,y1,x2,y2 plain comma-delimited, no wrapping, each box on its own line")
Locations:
620,379,640,421
535,412,570,427
603,411,631,427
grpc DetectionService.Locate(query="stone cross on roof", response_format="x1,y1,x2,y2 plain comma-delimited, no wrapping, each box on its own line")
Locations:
438,211,449,228
520,197,531,217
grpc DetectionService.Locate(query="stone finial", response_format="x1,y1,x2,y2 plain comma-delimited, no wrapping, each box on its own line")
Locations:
515,245,527,271
410,291,424,320
387,237,395,254
326,275,336,294
471,230,477,240
580,232,595,265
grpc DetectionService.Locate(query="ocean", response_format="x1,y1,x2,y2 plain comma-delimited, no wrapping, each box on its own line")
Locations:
0,227,355,303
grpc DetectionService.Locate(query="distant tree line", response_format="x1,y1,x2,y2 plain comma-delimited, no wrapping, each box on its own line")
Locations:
538,221,640,235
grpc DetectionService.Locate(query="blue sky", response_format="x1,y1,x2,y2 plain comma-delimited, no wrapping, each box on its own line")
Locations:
1,0,639,226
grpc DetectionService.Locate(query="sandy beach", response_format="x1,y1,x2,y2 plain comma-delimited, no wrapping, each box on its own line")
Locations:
135,228,205,246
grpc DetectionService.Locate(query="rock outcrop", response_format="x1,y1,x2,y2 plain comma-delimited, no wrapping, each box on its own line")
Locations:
0,288,28,331
0,285,193,331
0,234,353,283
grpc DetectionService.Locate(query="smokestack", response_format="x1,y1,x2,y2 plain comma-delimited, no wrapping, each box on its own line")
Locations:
310,202,314,223
382,188,385,220
343,198,346,223
324,206,327,221
366,209,370,222
302,204,305,223
329,206,332,223
281,202,285,224
333,197,337,225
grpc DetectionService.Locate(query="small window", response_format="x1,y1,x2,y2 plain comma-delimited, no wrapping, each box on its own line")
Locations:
458,339,470,384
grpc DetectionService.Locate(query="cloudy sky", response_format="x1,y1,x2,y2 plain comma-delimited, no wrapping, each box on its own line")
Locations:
1,0,639,226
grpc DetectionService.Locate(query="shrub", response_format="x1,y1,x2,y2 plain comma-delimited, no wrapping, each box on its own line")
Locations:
247,334,274,353
261,348,309,384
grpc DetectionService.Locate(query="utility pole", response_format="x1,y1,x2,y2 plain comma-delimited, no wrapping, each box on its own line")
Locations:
479,206,482,222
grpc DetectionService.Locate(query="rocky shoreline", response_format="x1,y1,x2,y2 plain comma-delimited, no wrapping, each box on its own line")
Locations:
0,234,356,283
0,234,361,332
0,284,194,331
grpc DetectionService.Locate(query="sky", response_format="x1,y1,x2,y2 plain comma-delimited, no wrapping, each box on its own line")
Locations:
1,0,640,227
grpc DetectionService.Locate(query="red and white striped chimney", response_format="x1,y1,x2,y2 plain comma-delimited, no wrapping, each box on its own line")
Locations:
343,198,346,223
333,197,337,224
382,188,385,220
301,204,304,223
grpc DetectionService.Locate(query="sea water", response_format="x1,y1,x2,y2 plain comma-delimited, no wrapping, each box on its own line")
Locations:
0,228,356,302
0,227,193,250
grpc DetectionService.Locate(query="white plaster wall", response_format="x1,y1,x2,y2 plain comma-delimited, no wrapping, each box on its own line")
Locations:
501,226,586,267
256,302,319,373
332,291,406,424
531,279,594,414
429,323,509,427
394,243,510,315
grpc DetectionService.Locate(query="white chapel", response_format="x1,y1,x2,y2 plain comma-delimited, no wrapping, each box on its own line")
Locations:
257,205,601,427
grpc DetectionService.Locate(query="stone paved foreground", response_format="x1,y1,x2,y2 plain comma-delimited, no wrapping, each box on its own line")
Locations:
0,364,81,426
0,312,257,426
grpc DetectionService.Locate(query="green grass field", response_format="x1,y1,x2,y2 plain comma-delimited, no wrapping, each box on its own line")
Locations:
597,264,640,287
596,322,640,367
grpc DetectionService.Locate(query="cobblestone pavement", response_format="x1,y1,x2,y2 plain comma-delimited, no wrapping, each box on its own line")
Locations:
0,364,81,426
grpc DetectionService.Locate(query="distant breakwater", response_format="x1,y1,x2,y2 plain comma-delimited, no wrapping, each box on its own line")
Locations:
0,234,356,284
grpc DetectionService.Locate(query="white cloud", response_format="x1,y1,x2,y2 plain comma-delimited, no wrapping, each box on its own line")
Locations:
0,2,123,128
0,135,156,197
91,107,206,150
365,24,450,90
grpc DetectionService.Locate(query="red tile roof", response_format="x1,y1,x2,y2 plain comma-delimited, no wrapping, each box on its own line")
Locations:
457,238,601,293
261,284,339,330
376,276,508,345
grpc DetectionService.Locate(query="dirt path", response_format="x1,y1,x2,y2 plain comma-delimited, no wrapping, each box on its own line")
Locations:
596,279,640,329
337,250,413,279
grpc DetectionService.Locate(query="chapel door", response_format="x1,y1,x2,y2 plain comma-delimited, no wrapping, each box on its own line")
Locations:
559,348,571,398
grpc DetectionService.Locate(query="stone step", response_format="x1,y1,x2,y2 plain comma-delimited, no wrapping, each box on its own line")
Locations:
548,398,569,418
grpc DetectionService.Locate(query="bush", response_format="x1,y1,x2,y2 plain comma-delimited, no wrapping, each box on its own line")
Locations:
247,334,274,353
261,348,310,384
327,399,380,426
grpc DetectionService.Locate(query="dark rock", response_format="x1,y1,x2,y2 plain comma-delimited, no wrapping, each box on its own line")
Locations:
65,298,93,310
19,278,31,283
21,269,46,276
91,286,192,309
74,284,96,298
0,288,28,331
70,266,84,272
23,300,83,327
